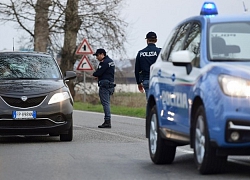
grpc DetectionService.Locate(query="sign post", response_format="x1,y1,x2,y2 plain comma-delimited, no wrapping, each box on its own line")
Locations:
75,39,94,102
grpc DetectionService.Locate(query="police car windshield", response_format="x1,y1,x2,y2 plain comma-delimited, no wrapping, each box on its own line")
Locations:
209,22,250,61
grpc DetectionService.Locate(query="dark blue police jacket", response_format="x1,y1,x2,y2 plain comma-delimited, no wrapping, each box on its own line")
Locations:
135,43,161,84
93,55,115,82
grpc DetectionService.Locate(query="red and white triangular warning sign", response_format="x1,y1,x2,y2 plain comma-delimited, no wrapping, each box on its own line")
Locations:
75,39,93,55
76,56,93,71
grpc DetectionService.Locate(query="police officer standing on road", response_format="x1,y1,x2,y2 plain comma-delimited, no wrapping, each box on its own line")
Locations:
135,31,161,99
93,48,116,128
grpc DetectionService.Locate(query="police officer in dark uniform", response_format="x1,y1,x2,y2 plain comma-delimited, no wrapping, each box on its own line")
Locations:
135,31,161,99
93,48,115,128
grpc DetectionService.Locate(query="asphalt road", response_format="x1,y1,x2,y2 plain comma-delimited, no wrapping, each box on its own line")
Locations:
0,110,250,180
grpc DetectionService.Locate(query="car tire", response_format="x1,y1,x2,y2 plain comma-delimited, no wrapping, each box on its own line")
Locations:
148,105,176,164
60,123,73,141
193,105,227,174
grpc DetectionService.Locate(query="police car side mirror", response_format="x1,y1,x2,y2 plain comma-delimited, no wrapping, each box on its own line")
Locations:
172,50,193,75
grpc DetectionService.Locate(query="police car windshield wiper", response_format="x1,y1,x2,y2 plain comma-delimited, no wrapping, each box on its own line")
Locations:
210,59,231,62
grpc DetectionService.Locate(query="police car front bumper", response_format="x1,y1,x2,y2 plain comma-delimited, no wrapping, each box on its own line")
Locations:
225,120,250,143
207,97,250,149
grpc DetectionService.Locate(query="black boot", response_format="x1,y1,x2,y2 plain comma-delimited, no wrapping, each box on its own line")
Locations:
98,120,111,128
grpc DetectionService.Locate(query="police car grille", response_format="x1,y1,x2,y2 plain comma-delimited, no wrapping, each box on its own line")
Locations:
1,96,46,108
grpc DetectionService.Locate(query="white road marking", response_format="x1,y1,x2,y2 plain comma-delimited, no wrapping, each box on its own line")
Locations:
228,158,250,166
74,110,144,120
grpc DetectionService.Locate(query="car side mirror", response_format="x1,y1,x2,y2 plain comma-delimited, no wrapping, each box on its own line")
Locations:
64,71,76,81
172,50,193,75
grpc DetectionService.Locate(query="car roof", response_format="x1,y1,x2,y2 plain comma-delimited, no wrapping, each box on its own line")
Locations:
208,14,250,23
179,14,250,25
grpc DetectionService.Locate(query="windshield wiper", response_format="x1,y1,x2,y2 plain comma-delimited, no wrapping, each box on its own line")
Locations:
14,77,41,80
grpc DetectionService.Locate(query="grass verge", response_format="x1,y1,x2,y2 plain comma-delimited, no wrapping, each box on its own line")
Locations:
73,92,146,118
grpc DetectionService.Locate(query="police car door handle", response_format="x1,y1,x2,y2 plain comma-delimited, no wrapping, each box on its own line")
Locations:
171,74,175,82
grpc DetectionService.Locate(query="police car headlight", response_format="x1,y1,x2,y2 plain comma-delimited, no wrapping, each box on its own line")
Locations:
48,92,70,104
219,75,250,97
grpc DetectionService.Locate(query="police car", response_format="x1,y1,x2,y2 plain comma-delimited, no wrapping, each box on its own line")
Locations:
146,2,250,174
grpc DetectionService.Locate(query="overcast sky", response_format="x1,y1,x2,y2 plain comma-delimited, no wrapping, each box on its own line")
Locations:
0,0,248,59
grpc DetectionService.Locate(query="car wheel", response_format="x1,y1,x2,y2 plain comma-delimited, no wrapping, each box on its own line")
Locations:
193,105,227,174
148,105,176,164
60,123,73,141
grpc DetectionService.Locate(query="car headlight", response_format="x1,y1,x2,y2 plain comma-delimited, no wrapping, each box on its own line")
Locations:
219,75,250,97
48,92,70,104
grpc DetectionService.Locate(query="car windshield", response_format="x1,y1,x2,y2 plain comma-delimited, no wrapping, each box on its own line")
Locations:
209,22,250,61
0,54,61,79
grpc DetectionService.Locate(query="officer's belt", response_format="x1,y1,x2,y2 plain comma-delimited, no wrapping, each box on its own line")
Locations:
98,80,116,88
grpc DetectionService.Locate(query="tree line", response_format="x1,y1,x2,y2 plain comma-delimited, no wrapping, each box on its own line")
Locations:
0,0,128,98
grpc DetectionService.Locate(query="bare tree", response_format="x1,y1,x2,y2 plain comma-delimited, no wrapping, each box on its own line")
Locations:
0,0,127,53
34,0,52,51
0,0,128,98
60,0,81,98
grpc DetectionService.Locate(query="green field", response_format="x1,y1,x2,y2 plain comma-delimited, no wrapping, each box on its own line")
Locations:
73,92,147,118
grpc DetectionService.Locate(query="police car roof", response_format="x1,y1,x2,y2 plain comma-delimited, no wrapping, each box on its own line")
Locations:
176,14,250,26
208,14,250,23
175,2,250,25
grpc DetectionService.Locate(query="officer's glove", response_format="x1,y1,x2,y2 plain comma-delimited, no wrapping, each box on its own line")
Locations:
138,83,144,93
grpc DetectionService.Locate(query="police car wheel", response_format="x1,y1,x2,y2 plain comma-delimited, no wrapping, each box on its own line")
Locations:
148,105,176,164
193,105,227,174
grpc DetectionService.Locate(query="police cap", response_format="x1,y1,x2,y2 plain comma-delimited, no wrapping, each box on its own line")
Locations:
145,31,157,39
93,48,106,56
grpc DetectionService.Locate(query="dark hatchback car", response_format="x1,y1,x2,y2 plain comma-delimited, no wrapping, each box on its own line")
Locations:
0,51,76,141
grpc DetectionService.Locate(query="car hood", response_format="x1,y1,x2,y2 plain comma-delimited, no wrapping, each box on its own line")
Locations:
0,80,65,96
209,62,250,77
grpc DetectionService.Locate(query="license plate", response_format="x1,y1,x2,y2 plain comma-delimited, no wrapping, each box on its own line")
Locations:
12,111,36,119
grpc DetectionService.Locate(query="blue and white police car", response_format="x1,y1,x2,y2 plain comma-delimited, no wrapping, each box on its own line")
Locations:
146,2,250,174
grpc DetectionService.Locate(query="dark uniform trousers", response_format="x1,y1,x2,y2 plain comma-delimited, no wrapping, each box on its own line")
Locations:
98,80,115,120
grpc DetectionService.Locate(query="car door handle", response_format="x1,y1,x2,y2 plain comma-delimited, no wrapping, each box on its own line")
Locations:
171,74,175,82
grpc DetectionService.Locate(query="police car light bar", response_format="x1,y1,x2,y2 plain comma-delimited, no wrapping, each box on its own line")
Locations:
200,2,218,16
